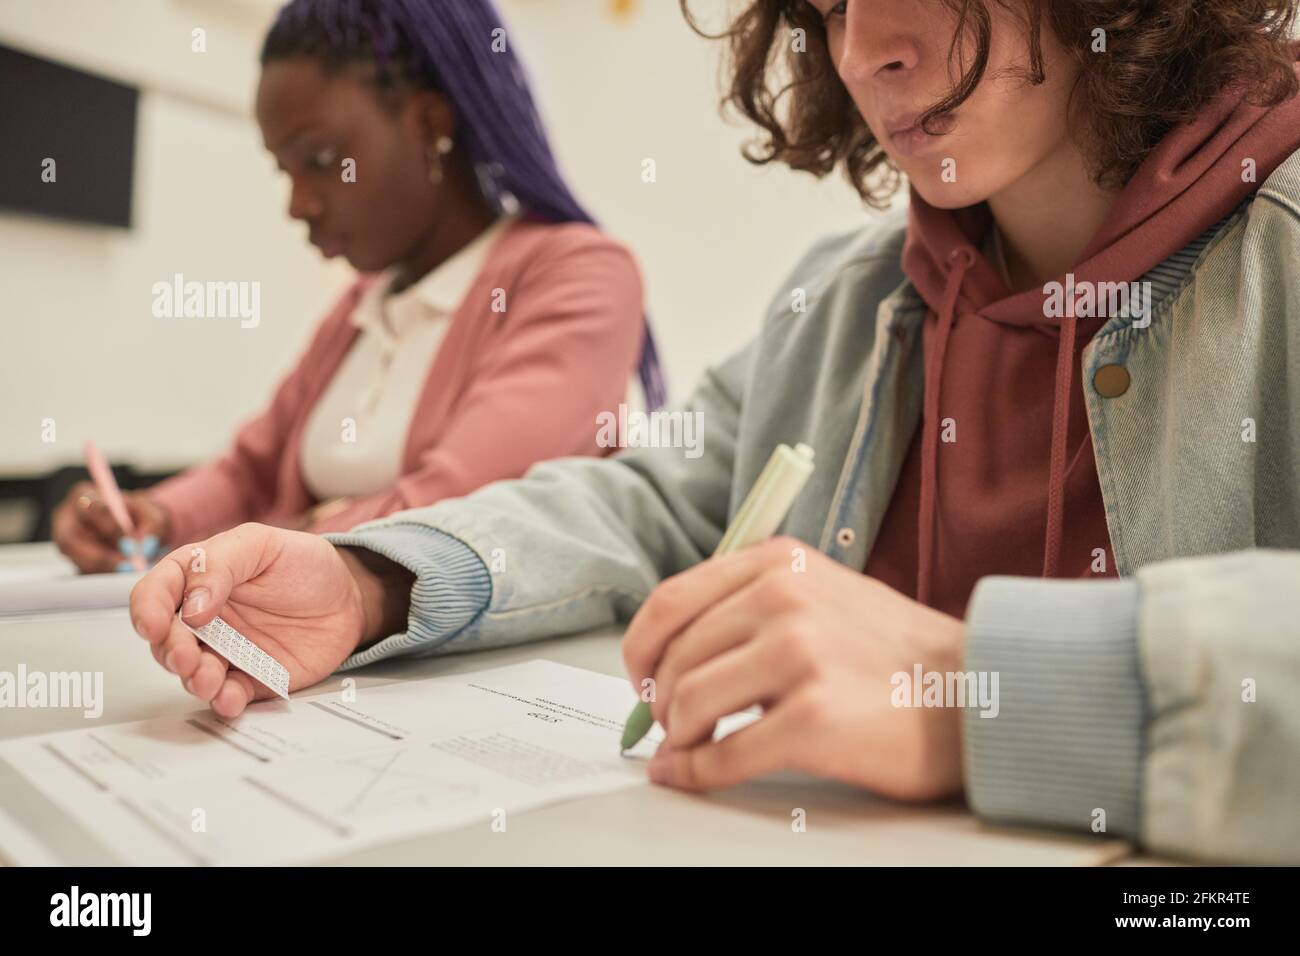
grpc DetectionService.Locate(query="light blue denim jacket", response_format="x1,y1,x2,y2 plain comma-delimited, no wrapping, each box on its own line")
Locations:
329,147,1300,864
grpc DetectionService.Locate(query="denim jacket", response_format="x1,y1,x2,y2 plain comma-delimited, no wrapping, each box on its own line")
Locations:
329,147,1300,864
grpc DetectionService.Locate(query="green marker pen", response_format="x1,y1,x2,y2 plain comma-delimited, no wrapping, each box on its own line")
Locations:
620,442,816,753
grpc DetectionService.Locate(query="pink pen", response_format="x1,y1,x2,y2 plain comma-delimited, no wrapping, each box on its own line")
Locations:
83,440,146,572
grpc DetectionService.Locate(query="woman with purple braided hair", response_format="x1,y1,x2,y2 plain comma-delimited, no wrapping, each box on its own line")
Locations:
54,0,661,572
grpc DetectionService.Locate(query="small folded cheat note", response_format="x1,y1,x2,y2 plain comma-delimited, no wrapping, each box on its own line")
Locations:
179,614,291,700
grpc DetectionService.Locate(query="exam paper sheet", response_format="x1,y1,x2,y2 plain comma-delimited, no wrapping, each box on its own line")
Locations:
0,660,748,865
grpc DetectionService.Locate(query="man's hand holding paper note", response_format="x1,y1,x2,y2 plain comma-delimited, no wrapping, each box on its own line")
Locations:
130,525,411,717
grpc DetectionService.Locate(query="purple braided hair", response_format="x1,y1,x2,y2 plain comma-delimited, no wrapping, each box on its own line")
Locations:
263,0,666,408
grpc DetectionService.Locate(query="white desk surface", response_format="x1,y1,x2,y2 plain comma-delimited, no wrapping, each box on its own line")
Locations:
0,541,74,581
0,607,1144,866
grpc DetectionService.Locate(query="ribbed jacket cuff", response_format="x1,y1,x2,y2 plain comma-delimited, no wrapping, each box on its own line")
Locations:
963,576,1147,839
324,525,492,671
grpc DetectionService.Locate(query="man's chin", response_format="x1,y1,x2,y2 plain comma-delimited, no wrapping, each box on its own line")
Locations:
908,175,993,211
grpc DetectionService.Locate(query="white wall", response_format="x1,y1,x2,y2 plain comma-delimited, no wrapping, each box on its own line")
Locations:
0,0,873,478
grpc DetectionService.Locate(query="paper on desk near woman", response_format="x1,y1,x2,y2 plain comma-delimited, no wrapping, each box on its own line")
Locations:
0,570,140,616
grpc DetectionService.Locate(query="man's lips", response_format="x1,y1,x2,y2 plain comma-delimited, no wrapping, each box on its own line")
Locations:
884,111,925,137
882,111,955,157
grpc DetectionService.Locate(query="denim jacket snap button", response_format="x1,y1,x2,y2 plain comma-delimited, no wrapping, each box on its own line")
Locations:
1093,364,1131,398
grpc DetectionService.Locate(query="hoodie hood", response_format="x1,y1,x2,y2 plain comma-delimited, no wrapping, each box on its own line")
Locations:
880,65,1300,609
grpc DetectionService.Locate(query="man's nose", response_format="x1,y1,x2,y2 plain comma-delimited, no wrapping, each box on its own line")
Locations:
836,7,922,87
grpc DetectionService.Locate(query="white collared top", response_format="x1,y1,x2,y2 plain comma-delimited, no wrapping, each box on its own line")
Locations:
300,215,514,502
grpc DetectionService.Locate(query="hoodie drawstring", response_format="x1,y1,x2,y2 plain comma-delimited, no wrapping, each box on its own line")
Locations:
916,247,974,606
915,245,1077,605
1042,313,1077,578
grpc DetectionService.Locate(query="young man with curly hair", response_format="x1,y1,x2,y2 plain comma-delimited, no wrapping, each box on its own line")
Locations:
130,0,1300,863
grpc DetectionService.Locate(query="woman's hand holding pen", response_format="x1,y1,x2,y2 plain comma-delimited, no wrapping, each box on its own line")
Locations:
622,537,967,801
52,482,170,573
128,523,412,718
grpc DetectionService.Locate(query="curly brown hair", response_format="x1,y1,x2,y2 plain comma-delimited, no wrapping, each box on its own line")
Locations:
682,0,1300,208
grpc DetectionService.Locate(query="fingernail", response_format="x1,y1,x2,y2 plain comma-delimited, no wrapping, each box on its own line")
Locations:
132,617,147,639
118,537,136,556
141,535,159,559
164,651,177,673
647,751,674,785
181,588,210,617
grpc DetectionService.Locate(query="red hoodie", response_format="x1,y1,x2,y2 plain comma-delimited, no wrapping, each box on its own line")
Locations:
865,69,1300,617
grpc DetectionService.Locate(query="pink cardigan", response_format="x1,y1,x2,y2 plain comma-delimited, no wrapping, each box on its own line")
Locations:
150,218,645,544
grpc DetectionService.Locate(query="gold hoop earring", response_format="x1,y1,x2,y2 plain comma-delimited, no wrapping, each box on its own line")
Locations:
427,135,455,185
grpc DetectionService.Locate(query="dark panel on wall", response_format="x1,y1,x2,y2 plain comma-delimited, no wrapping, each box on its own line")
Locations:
0,44,138,228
